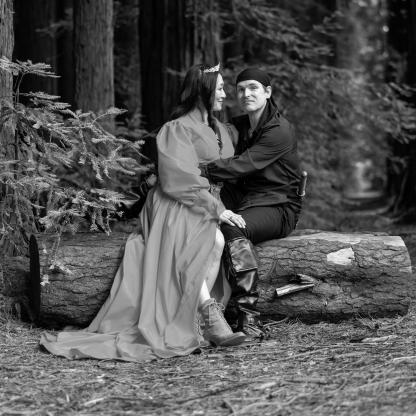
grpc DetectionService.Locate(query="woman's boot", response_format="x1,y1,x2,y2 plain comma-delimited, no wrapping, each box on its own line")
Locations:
199,298,246,346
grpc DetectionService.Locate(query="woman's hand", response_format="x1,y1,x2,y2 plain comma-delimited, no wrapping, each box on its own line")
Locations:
219,210,246,228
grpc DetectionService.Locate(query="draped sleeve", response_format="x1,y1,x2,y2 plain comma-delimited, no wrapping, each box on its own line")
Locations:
157,120,225,220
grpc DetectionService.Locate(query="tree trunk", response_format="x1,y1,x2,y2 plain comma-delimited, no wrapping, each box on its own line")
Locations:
29,230,413,327
140,0,221,130
114,0,141,119
57,0,75,107
13,0,58,95
0,0,14,160
0,0,16,256
73,0,114,115
386,0,416,214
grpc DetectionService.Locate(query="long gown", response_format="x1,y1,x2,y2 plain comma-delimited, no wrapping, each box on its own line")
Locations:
40,109,235,362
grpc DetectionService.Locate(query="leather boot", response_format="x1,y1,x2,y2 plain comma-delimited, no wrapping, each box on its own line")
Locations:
225,237,260,309
199,299,246,347
225,237,263,334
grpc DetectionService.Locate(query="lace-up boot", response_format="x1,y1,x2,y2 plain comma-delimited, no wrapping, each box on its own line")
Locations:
199,299,246,347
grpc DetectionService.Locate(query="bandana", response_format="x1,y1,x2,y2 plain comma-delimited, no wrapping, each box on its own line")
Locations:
235,68,271,86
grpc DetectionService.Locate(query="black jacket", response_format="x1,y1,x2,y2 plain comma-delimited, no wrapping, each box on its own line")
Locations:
201,101,302,211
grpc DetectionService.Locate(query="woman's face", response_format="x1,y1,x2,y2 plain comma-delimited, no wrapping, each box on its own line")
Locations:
213,74,226,111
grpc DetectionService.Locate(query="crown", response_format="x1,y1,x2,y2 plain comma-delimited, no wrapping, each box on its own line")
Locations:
203,63,220,73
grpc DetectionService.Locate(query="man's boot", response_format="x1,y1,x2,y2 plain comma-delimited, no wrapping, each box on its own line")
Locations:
199,298,246,347
225,237,263,334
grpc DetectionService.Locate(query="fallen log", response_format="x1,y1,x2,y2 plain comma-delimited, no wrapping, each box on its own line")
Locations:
256,231,414,322
29,230,414,327
29,233,126,327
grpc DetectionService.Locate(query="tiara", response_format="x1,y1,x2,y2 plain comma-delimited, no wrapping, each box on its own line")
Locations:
203,63,220,73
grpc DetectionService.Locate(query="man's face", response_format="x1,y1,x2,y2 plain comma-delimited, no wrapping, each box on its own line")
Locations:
236,80,271,114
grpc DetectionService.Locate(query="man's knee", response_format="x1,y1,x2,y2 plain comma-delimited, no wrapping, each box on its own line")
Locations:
220,223,249,242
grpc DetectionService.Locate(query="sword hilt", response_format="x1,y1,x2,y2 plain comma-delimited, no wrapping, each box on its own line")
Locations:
297,171,308,197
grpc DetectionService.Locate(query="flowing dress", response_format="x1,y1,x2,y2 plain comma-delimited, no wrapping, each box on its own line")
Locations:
40,109,235,362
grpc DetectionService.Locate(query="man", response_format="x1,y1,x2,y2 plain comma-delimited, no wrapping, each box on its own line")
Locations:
199,68,302,331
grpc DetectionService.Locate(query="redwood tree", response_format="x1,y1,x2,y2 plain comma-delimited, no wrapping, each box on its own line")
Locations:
73,0,114,113
57,0,75,106
386,0,416,216
0,0,14,160
13,0,58,95
140,0,221,130
114,0,141,118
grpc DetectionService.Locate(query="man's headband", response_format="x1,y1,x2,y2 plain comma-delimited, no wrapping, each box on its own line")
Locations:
235,68,271,86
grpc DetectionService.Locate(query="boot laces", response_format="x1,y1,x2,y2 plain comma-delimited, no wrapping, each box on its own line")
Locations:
194,313,204,338
208,300,230,328
212,300,225,312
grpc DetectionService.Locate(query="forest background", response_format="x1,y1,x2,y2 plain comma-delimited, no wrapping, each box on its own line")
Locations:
1,0,416,256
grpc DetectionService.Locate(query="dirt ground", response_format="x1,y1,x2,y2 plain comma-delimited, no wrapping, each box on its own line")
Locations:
1,210,416,416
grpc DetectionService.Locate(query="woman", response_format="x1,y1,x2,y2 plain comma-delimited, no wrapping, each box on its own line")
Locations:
40,64,246,362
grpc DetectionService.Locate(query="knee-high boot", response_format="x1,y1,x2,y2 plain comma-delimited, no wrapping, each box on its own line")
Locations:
225,237,262,332
225,237,259,307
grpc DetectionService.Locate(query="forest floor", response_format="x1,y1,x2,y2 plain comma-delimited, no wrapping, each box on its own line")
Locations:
1,203,416,416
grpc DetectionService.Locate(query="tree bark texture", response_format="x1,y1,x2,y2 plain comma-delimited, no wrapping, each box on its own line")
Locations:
57,0,74,106
114,0,141,118
13,0,58,95
256,231,413,322
32,233,126,327
386,0,416,213
408,0,416,84
0,0,14,160
73,0,114,114
140,0,221,130
0,256,33,320
29,231,414,327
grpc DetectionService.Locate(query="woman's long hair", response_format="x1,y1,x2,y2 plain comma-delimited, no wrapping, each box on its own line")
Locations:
170,64,220,135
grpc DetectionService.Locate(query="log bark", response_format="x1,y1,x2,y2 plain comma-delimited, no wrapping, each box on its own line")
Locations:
29,230,414,327
30,233,126,327
256,231,414,322
0,256,33,320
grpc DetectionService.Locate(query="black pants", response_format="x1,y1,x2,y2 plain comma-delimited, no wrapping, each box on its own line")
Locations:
220,183,300,244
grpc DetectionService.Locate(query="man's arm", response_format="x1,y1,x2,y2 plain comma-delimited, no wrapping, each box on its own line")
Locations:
200,127,293,181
